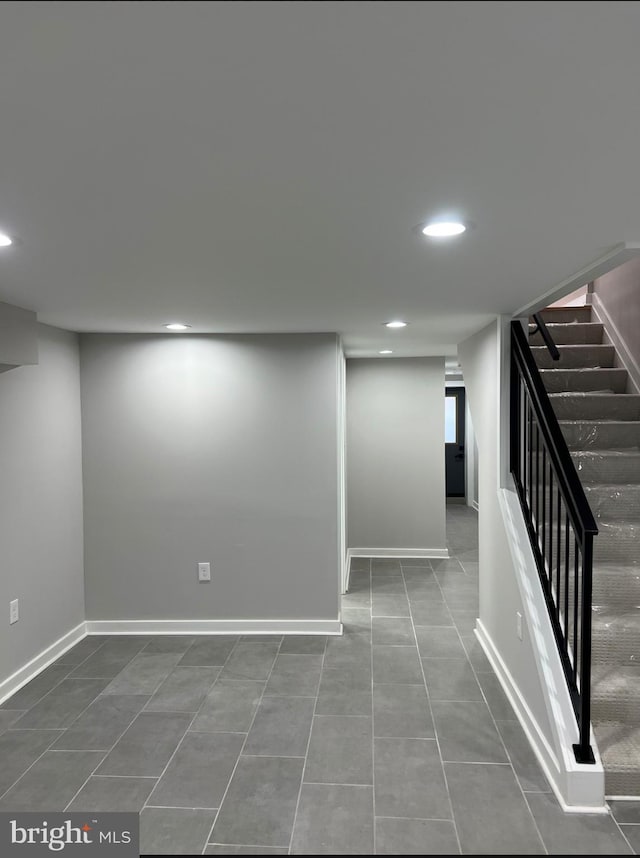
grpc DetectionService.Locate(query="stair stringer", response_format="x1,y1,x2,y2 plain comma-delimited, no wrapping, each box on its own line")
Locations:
483,485,606,811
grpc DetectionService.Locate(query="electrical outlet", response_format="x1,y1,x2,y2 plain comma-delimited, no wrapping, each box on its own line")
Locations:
198,562,211,582
9,599,19,625
516,611,523,641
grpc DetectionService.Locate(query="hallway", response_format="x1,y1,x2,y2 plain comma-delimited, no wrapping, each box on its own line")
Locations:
0,507,637,853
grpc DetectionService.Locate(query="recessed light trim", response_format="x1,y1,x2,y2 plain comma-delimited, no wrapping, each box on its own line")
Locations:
0,232,13,247
422,220,466,238
379,350,394,355
164,323,191,331
384,320,408,329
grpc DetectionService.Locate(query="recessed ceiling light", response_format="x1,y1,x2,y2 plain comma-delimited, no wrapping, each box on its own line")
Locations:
384,320,408,329
164,323,191,331
421,220,466,238
379,350,393,355
0,232,13,247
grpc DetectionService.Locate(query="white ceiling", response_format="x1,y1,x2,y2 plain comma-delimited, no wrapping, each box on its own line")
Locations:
1,1,640,356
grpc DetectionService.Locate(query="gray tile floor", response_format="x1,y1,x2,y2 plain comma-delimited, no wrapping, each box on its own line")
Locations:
0,505,639,853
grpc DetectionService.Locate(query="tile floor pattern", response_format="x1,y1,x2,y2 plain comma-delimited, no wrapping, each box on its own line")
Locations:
0,506,639,853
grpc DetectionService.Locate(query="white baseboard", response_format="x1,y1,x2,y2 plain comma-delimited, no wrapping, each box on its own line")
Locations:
0,622,86,706
85,619,342,636
476,618,606,813
591,293,640,394
347,547,449,559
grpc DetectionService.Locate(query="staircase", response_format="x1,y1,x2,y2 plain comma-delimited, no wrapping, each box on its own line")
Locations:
530,304,640,796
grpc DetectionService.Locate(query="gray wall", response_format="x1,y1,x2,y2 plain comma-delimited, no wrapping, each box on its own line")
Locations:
593,257,640,378
80,333,341,622
459,320,552,745
346,358,446,551
0,325,85,685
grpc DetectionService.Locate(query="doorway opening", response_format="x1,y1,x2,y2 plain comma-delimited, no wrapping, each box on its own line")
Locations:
445,386,465,498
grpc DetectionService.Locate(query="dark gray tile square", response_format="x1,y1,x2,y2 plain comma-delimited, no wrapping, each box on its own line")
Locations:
372,617,415,646
179,637,239,666
264,654,323,697
446,762,544,854
0,710,24,735
610,801,640,824
67,775,156,811
405,581,442,601
373,683,434,738
15,678,111,729
279,636,327,654
461,634,493,672
526,791,631,854
291,783,373,855
140,807,216,855
496,720,550,793
1,665,70,710
146,666,219,712
143,636,196,654
212,756,304,847
304,716,372,785
316,668,372,717
410,601,453,626
375,817,459,854
422,658,482,701
206,848,288,855
373,646,423,684
71,638,148,677
449,610,479,635
415,626,466,659
52,693,149,749
372,559,401,572
244,696,314,757
191,679,264,733
432,701,508,763
97,711,192,776
371,578,407,596
103,652,182,695
0,729,62,796
350,558,370,572
149,731,244,809
401,558,434,567
621,826,640,854
342,590,372,609
375,737,450,820
0,751,105,811
431,559,465,574
372,594,410,617
340,609,371,635
323,634,371,670
477,672,515,720
220,643,279,681
55,636,109,666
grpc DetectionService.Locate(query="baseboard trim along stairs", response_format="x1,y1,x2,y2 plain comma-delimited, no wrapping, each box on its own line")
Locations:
532,303,640,798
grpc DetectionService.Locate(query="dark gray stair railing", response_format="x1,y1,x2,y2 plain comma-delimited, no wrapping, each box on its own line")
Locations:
510,318,597,764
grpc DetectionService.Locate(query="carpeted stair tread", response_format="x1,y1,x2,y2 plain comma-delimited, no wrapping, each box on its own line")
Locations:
529,322,604,345
540,367,629,394
560,420,640,450
548,393,640,421
532,344,616,370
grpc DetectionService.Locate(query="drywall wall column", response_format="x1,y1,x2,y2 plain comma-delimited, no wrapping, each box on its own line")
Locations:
0,325,85,692
80,333,341,629
459,319,604,808
346,357,447,555
459,321,553,742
